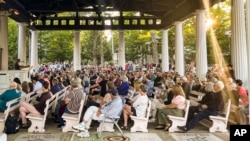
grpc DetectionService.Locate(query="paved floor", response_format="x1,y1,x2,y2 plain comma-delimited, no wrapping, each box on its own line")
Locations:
6,118,229,141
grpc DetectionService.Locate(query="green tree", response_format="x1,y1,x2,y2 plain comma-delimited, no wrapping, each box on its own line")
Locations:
39,31,74,63
8,19,18,69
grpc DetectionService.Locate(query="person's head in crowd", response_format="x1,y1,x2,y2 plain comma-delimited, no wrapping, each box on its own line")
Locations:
121,75,128,82
213,81,225,92
134,80,142,92
21,81,30,94
171,84,185,97
204,82,214,92
70,79,81,89
235,79,243,87
28,82,34,92
106,81,116,91
13,77,21,85
139,84,147,94
9,82,17,89
42,81,50,91
110,88,118,99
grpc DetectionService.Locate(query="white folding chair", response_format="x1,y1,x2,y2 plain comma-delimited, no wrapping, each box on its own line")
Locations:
96,99,126,139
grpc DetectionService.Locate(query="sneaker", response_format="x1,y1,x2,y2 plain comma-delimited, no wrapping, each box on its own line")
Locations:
77,131,90,138
72,123,86,131
57,124,65,129
148,118,155,122
120,126,128,130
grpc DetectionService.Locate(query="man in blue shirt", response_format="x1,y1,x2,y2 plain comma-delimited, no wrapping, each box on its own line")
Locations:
0,82,21,112
72,88,123,137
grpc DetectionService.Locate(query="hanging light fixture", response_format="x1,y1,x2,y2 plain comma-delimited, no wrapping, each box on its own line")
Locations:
0,0,6,3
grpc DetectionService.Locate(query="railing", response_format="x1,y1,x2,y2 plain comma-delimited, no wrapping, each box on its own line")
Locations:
0,70,30,94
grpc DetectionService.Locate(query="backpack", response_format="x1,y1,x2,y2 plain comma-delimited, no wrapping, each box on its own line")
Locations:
4,115,20,134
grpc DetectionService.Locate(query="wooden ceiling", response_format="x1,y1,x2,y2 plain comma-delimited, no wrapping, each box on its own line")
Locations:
0,0,223,30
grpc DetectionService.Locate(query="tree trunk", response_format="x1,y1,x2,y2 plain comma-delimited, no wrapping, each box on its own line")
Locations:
150,30,159,65
93,31,97,69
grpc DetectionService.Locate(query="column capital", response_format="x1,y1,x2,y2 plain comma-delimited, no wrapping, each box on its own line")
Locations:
161,29,169,32
17,22,28,26
74,30,81,33
174,21,183,25
196,9,206,14
0,11,10,16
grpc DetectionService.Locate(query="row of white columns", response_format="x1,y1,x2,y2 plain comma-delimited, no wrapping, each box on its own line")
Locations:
161,10,208,79
0,0,249,93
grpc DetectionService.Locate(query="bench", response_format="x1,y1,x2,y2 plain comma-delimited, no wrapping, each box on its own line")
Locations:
130,100,152,132
189,90,205,106
198,99,231,132
52,87,68,113
62,94,86,132
26,95,57,132
25,91,39,104
168,100,190,132
0,96,24,133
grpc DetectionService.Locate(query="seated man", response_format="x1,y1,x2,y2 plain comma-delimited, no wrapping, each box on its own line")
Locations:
56,78,84,128
72,88,123,138
178,80,225,132
50,78,62,95
0,82,21,112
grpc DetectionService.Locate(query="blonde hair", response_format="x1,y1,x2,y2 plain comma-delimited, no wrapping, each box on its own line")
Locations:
171,85,185,97
9,82,17,89
134,80,142,92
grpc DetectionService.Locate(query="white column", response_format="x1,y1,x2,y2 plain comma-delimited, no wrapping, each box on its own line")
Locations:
0,11,9,70
18,23,27,64
246,0,250,124
174,22,185,76
73,30,81,71
195,10,208,79
161,29,169,72
231,0,248,87
30,30,38,71
118,30,126,70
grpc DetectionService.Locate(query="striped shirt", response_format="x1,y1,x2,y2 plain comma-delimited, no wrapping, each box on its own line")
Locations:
66,88,84,113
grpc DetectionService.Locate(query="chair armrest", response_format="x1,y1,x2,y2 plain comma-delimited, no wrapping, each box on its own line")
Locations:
130,115,147,121
209,115,227,121
168,115,185,121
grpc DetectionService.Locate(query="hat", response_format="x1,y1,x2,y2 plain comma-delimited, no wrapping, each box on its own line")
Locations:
110,88,118,96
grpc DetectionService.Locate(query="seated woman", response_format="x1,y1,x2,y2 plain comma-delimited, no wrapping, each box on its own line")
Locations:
19,81,51,128
0,82,21,113
150,85,174,122
154,84,186,131
121,84,149,130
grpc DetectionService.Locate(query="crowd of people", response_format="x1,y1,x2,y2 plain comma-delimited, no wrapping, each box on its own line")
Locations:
0,62,249,138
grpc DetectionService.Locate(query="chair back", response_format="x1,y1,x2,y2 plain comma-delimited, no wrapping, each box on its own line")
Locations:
183,100,190,120
145,100,152,119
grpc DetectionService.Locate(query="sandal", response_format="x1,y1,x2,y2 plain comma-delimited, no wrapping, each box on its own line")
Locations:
155,125,164,129
163,125,170,131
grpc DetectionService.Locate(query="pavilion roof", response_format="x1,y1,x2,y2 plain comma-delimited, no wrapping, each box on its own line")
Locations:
0,0,222,30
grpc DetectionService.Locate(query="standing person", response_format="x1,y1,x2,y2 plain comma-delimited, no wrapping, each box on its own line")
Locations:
178,81,225,132
15,59,30,70
154,84,186,131
72,88,123,138
0,82,21,112
19,81,51,128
